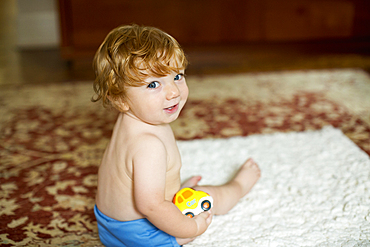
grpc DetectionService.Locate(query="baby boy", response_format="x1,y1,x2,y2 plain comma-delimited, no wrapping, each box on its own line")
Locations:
92,24,261,246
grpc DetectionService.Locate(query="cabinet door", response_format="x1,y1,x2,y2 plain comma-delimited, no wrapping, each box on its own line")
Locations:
264,0,355,41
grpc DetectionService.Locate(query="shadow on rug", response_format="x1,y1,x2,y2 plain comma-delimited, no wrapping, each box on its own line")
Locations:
0,69,369,246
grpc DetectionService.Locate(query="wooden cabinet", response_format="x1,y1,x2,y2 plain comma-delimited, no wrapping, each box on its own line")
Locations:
58,0,370,61
264,0,355,40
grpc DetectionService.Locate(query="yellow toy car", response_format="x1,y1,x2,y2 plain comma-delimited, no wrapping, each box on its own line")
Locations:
173,188,213,218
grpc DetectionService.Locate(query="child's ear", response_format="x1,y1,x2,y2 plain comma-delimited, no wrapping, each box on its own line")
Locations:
120,102,130,112
107,96,130,112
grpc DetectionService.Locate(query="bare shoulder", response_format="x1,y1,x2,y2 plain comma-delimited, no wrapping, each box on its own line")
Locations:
129,133,168,161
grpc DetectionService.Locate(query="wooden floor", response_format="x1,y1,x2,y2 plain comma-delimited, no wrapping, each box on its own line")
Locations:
1,1,370,87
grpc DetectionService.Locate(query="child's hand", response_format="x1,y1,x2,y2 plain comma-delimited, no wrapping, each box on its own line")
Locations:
176,236,196,245
193,210,213,236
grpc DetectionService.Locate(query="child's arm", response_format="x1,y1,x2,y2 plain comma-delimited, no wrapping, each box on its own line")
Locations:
132,135,212,238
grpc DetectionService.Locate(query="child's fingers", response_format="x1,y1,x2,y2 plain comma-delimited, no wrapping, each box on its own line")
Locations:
196,210,210,218
197,210,212,225
205,210,212,224
193,210,213,235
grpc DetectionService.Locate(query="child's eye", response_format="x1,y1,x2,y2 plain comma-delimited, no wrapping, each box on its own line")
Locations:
174,73,184,81
147,81,160,89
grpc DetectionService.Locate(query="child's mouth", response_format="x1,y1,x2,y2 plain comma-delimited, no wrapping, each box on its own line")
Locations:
164,104,179,113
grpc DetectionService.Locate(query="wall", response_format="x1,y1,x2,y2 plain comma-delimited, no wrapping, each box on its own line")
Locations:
17,0,60,48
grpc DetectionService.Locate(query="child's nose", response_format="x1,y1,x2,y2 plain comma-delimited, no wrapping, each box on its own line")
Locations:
166,82,180,100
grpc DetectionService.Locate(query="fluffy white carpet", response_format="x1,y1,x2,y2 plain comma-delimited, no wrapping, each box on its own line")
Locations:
178,126,370,246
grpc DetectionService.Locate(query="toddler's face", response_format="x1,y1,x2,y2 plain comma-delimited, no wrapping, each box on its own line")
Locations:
123,70,188,125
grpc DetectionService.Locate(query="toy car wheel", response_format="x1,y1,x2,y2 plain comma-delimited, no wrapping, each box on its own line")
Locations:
201,200,211,211
185,212,194,218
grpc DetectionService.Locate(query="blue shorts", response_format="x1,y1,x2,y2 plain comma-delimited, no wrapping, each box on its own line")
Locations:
94,205,181,247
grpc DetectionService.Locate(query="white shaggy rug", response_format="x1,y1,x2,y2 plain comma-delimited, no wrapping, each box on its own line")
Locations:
178,126,370,247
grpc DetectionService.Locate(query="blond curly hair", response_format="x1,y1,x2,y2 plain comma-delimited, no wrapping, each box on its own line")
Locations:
92,24,188,109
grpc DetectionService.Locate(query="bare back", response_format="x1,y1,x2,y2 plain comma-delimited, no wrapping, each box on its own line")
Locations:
95,113,182,221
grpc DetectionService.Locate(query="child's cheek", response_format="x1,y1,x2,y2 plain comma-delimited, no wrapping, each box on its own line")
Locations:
181,83,189,100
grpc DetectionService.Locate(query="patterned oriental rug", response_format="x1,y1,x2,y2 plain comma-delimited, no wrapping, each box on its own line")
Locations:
0,69,369,246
